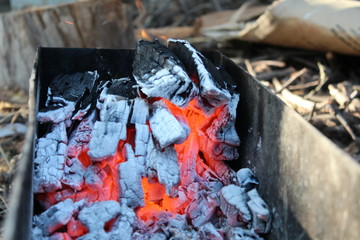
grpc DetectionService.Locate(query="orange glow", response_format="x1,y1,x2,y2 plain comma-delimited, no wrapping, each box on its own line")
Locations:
141,29,153,41
36,75,235,237
64,20,74,25
135,0,144,11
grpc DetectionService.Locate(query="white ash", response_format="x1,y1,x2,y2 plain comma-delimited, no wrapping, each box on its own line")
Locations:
119,144,145,208
37,102,75,124
150,101,189,148
32,199,84,238
130,98,150,124
61,157,86,191
135,123,150,156
88,121,126,160
100,98,131,124
225,227,263,240
146,138,180,196
33,123,67,193
198,222,223,240
206,93,240,146
132,40,198,107
49,232,72,240
236,168,259,192
247,189,271,234
220,185,251,224
109,202,136,240
168,39,231,108
72,104,91,121
84,164,107,191
78,201,121,240
187,191,218,228
67,113,95,158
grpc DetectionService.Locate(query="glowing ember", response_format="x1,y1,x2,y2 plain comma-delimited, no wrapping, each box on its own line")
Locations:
32,39,271,240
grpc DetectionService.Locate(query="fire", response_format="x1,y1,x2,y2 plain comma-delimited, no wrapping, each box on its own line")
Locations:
140,29,153,41
64,20,74,25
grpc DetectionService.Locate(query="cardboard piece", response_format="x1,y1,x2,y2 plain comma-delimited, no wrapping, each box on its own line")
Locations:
202,0,360,55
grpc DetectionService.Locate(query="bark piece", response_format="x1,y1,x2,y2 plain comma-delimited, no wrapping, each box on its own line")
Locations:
88,121,126,159
132,40,198,107
150,101,189,148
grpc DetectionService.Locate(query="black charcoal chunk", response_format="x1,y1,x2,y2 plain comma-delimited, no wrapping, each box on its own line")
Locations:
132,40,198,107
107,77,139,99
48,71,97,103
168,39,232,109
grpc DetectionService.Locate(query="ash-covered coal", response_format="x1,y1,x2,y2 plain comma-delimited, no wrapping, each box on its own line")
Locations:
32,39,271,240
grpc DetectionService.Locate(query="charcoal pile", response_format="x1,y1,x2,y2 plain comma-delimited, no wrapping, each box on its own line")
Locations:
32,39,271,240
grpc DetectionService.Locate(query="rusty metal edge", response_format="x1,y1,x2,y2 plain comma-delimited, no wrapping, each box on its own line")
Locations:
3,48,39,240
219,52,360,240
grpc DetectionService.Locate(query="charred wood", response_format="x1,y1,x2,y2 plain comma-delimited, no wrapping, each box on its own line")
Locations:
133,40,198,107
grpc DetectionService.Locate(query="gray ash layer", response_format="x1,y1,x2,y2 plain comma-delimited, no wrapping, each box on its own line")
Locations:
33,39,271,240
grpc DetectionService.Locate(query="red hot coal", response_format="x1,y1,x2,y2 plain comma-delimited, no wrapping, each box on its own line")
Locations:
32,39,271,240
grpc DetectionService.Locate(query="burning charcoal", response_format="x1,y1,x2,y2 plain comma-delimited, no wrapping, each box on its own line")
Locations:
61,158,86,191
109,202,136,240
225,227,263,240
206,93,240,146
106,77,139,99
119,144,145,208
48,71,97,103
168,39,232,109
37,102,75,124
135,123,150,156
133,40,198,107
237,168,259,192
247,189,271,234
130,98,150,124
32,199,83,237
149,233,167,240
33,123,67,193
88,121,126,159
78,201,121,240
220,185,251,224
146,138,180,196
84,164,107,190
100,98,131,124
198,222,223,240
150,101,189,148
187,191,217,228
49,233,72,240
200,137,239,161
67,113,95,158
